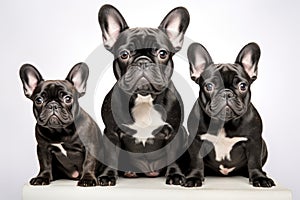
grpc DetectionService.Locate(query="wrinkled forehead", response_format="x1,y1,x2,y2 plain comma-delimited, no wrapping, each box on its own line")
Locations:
201,64,250,83
112,28,174,54
33,80,75,97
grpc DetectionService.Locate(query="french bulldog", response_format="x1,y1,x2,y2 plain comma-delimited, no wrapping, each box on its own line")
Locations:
20,63,103,186
97,5,190,186
185,42,275,187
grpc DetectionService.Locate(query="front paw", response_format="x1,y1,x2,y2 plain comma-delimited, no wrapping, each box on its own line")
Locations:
184,177,204,187
98,176,117,186
77,178,97,187
251,177,276,187
30,177,50,185
166,174,185,185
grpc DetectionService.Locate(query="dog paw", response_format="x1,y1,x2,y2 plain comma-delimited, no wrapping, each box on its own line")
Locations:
145,171,160,177
184,177,204,187
124,171,138,178
166,174,185,185
98,176,116,186
30,177,50,185
251,177,276,187
77,178,97,187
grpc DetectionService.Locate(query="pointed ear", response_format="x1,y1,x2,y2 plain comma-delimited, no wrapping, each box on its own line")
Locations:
187,43,213,82
235,42,260,80
158,7,190,52
19,64,43,98
98,4,129,51
66,62,89,97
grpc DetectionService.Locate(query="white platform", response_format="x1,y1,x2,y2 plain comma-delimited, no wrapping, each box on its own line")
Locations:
23,177,292,200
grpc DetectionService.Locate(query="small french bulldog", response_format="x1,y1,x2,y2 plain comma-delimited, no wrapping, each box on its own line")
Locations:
185,43,275,187
20,63,103,186
97,5,189,186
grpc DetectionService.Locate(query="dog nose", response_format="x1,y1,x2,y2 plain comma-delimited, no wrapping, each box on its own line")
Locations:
135,56,151,70
47,102,61,110
221,89,234,99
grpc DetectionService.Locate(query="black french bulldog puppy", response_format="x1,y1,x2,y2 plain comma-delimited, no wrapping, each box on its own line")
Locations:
20,63,103,186
185,43,275,187
98,5,189,186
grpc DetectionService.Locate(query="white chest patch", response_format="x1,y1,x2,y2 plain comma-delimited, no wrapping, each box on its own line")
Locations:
124,94,168,146
51,143,67,157
201,128,247,162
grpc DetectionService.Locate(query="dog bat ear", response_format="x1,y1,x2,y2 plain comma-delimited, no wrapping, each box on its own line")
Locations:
159,7,190,52
66,62,89,97
98,4,129,51
235,42,260,81
187,43,213,83
19,64,44,98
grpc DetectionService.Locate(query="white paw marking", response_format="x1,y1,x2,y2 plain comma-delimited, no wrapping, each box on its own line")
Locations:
201,128,247,161
51,143,67,157
124,94,168,146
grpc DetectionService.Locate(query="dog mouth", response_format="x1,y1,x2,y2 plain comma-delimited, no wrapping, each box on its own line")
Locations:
217,106,236,121
47,115,62,127
118,66,169,95
133,77,163,95
207,97,246,121
38,109,73,128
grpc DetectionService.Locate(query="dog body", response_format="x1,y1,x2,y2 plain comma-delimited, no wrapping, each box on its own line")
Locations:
185,43,275,187
20,63,102,186
98,5,189,185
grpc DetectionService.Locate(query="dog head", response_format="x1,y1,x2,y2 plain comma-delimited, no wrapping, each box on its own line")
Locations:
98,4,189,95
20,63,89,128
187,42,260,121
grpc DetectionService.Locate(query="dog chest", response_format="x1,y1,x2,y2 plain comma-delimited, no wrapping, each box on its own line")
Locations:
201,129,248,175
51,143,67,157
124,94,168,146
201,128,247,162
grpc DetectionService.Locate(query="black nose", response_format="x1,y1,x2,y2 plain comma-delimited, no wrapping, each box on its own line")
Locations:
221,89,234,99
135,56,151,70
47,102,61,110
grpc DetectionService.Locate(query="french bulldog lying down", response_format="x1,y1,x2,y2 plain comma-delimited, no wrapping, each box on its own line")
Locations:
20,63,103,187
185,43,275,187
97,5,190,186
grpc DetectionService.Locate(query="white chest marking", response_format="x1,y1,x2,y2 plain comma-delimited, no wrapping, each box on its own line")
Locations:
124,94,168,146
201,128,247,161
51,143,67,157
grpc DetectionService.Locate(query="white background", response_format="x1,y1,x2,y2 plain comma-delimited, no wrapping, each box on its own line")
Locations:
1,0,299,199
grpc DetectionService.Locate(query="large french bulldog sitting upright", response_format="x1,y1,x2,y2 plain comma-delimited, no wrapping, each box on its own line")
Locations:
20,63,103,186
185,43,275,187
98,5,190,186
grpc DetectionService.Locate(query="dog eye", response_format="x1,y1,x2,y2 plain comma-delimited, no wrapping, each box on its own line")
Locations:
35,97,44,105
64,95,73,104
119,50,130,60
158,49,168,60
204,83,214,92
239,82,248,92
